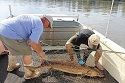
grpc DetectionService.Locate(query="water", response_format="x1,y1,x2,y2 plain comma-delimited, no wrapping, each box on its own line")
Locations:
0,0,125,48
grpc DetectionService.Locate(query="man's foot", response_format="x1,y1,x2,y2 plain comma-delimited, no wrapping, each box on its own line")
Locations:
95,64,104,71
7,56,21,72
24,66,42,79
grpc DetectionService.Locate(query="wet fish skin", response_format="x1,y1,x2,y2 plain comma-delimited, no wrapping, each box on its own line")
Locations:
25,59,104,78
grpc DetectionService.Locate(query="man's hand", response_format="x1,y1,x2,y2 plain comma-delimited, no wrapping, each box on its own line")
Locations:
0,50,9,55
83,48,88,52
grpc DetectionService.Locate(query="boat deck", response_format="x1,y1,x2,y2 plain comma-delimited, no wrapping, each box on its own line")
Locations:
0,46,118,83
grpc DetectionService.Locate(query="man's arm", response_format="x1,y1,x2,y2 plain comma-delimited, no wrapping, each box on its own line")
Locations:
29,40,45,61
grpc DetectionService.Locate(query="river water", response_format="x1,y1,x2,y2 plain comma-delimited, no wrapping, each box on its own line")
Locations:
0,0,125,48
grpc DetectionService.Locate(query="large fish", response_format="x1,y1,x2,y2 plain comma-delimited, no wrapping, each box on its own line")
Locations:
25,59,104,78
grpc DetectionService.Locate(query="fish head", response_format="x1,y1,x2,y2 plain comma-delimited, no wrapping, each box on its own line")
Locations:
85,68,104,78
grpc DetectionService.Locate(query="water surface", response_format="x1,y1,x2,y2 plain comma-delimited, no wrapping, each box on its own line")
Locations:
0,0,125,48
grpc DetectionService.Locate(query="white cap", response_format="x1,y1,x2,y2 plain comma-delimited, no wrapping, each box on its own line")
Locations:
88,34,100,49
44,15,53,28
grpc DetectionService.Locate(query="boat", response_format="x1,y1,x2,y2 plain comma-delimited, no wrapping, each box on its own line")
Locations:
1,6,125,83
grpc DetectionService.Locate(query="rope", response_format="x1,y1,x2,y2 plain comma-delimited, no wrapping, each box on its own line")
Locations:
41,41,125,54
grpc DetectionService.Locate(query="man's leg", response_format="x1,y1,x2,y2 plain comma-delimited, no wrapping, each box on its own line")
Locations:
23,55,32,65
23,55,42,79
82,50,92,63
23,55,33,79
94,46,104,70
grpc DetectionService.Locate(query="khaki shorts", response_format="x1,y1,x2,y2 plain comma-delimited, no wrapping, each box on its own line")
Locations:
0,35,32,55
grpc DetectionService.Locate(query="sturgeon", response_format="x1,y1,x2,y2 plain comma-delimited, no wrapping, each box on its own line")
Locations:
25,59,104,78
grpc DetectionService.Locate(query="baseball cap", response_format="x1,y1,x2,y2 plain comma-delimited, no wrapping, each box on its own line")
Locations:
88,34,100,49
44,15,53,28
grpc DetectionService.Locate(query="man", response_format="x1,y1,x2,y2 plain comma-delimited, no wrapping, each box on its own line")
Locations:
65,28,103,70
0,14,53,79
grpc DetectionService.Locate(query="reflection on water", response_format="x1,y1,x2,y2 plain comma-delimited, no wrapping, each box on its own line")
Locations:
0,0,125,48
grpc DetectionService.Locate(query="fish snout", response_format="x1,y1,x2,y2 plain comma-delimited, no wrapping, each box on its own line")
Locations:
87,69,105,78
96,73,105,78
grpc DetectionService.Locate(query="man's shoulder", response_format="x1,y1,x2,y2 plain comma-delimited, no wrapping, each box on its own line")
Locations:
80,29,94,34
